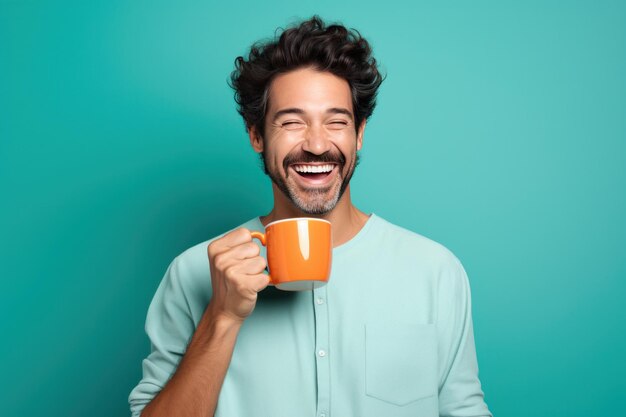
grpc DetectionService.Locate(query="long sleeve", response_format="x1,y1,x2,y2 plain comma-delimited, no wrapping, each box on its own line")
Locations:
436,257,492,417
128,257,197,417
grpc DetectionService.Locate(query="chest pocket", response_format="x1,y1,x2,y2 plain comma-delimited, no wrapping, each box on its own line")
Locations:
365,322,438,406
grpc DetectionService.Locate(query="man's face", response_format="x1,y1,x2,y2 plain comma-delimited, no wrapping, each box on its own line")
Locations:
250,67,365,215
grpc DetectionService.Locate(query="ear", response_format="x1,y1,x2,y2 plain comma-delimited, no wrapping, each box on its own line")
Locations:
248,125,264,153
356,119,367,151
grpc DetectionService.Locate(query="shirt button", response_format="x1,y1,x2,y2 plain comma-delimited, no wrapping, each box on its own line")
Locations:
318,349,327,357
316,297,325,305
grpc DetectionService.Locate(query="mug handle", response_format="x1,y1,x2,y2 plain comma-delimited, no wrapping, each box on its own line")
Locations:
250,231,273,285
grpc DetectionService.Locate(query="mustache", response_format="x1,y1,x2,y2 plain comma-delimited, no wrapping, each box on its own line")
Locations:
283,150,345,173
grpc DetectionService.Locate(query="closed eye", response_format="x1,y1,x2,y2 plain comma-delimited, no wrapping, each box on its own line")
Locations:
328,120,349,129
282,121,305,129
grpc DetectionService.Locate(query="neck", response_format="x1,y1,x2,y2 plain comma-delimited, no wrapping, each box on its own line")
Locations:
260,184,370,247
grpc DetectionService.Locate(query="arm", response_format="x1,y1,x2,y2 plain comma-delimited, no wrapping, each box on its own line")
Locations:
129,228,269,417
437,257,492,417
139,307,241,417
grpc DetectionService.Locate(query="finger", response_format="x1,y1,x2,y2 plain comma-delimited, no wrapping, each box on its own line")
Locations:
230,256,267,276
211,243,261,272
220,228,253,248
224,241,261,261
208,228,253,257
249,273,271,293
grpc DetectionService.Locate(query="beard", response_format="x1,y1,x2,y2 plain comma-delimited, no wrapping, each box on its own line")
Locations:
261,148,360,215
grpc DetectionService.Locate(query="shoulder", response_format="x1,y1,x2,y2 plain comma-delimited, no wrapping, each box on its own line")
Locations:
372,214,464,272
374,215,471,307
370,215,470,298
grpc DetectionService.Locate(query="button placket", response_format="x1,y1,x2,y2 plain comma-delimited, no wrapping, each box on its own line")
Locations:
313,285,330,416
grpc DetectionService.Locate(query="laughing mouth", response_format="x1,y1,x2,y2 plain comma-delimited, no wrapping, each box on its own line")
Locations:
290,163,337,180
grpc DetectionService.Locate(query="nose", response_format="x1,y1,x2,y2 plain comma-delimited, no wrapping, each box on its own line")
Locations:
301,124,332,155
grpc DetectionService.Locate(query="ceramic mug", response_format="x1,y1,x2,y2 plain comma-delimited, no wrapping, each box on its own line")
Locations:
251,217,332,291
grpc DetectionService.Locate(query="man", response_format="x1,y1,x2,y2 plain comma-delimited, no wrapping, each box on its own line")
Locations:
129,16,491,417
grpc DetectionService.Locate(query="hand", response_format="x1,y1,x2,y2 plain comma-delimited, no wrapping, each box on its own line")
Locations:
206,227,270,323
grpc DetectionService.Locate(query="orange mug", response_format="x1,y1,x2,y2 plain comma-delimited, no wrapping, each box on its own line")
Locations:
251,218,332,291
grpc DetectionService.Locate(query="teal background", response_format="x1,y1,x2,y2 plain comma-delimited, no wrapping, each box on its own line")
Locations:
1,1,625,416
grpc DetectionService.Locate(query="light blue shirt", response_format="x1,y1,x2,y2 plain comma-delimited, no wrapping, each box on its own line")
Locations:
129,214,491,416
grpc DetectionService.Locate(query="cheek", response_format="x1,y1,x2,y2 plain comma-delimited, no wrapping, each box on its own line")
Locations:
264,145,289,172
337,136,358,157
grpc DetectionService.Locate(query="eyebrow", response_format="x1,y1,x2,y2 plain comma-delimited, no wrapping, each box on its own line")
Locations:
271,107,354,122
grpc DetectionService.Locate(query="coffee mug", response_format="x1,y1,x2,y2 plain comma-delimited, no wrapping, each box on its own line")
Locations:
251,217,332,291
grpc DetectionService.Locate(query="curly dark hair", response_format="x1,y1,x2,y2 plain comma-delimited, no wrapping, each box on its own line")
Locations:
229,16,384,136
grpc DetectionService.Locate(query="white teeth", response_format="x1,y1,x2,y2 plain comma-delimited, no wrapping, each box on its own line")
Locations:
293,164,334,173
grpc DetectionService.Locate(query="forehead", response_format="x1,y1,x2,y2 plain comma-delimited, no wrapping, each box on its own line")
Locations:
267,67,353,114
